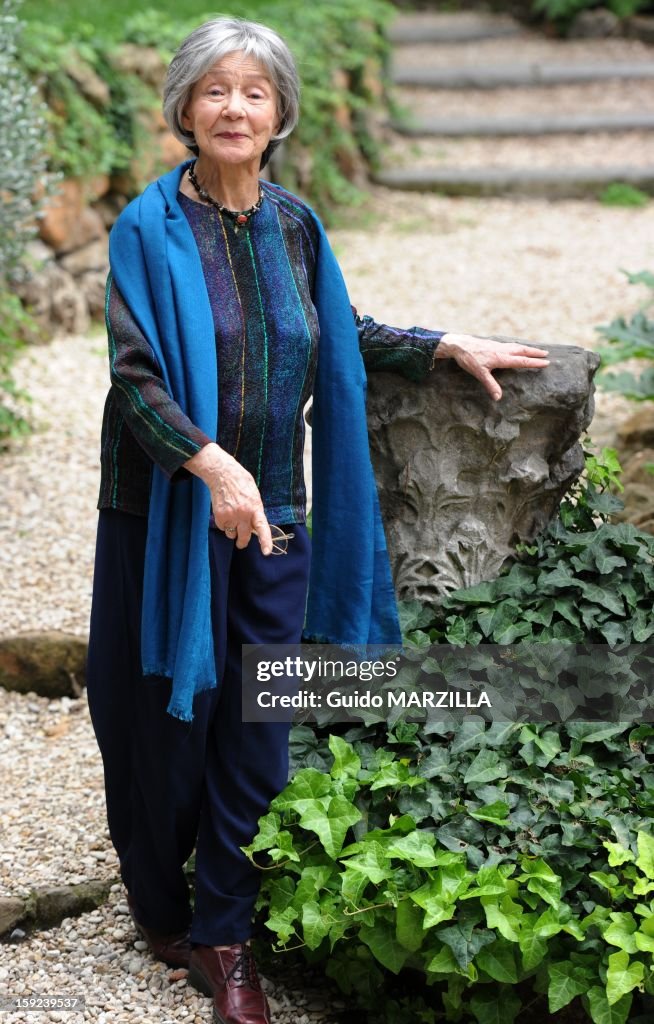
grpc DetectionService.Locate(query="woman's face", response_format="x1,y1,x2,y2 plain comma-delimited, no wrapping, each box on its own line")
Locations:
182,50,280,169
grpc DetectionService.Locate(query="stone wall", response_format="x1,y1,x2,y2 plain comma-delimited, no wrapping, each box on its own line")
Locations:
14,46,188,336
367,338,600,602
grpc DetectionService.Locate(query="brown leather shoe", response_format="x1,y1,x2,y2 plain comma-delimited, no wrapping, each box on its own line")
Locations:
126,893,191,969
188,943,271,1024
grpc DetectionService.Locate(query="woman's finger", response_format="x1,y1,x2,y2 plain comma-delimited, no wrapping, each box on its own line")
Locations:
251,511,273,556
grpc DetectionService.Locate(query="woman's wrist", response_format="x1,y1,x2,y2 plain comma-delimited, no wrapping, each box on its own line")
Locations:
434,332,458,360
183,442,231,485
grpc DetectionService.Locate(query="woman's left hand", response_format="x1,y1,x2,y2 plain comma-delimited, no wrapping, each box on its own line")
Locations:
436,333,550,401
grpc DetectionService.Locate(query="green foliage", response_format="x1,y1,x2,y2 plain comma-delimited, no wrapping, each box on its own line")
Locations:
599,183,650,208
19,0,395,217
0,0,53,439
531,0,650,30
596,270,654,402
0,0,54,279
0,291,41,446
245,727,654,1022
18,22,150,180
406,445,654,649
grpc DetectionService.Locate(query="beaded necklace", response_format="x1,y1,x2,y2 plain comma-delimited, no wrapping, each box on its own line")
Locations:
187,161,264,233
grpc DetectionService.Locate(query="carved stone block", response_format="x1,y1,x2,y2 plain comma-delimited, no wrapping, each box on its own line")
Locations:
366,338,600,603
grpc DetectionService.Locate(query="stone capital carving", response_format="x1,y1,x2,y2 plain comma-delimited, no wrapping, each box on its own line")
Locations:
366,337,600,603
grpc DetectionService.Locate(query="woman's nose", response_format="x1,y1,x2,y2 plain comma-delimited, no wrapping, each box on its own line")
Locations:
223,90,244,117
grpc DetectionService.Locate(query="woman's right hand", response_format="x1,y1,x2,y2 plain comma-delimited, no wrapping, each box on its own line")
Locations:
183,443,273,555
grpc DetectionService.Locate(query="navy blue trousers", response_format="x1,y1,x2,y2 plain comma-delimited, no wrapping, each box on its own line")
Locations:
86,509,311,945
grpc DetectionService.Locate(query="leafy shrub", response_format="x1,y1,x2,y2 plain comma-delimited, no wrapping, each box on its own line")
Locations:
599,183,650,208
19,0,395,217
0,0,52,281
245,726,654,1023
596,270,654,403
0,0,53,442
244,446,654,1022
531,0,652,30
404,446,654,649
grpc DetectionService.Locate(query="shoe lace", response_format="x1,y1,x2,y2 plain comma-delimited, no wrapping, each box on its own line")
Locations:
224,945,259,988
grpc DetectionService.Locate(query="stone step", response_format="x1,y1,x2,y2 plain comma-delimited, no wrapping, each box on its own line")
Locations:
394,110,654,137
396,79,654,121
373,164,654,198
392,61,654,90
389,12,521,45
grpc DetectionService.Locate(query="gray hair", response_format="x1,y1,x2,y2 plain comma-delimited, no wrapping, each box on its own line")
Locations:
163,17,300,169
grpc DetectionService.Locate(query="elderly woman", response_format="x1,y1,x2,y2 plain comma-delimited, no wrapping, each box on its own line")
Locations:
86,15,548,1024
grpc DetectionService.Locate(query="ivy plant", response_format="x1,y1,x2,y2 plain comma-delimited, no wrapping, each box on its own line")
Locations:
244,729,654,1023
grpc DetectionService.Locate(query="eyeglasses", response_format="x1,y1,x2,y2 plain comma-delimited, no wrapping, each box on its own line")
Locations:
269,525,295,555
252,524,295,555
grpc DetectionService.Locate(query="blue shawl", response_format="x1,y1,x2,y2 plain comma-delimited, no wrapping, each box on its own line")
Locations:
108,160,401,721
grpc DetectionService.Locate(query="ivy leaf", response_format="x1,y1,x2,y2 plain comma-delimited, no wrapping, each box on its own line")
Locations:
329,735,361,780
636,830,654,879
271,767,333,815
518,918,548,970
244,811,281,854
395,898,425,953
386,830,439,867
586,987,632,1024
299,794,361,858
603,912,638,954
341,866,369,908
518,859,562,908
606,950,645,1004
469,801,510,824
266,904,299,944
475,940,518,983
603,840,635,867
469,986,521,1024
339,840,389,883
426,944,459,975
370,760,425,790
464,750,509,785
481,894,523,942
435,921,495,970
301,900,330,950
548,961,594,1013
359,919,409,974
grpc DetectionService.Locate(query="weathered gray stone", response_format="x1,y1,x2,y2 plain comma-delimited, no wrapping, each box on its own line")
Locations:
0,632,87,697
373,165,654,199
13,261,89,335
0,881,115,937
625,15,654,45
0,897,26,936
394,111,654,138
33,881,112,929
389,12,521,46
109,44,167,91
50,267,90,335
617,406,654,455
78,270,109,318
392,60,654,89
569,9,620,38
59,237,109,277
63,59,111,108
367,339,599,603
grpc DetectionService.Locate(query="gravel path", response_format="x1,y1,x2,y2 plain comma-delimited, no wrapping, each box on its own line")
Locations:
1,193,654,1021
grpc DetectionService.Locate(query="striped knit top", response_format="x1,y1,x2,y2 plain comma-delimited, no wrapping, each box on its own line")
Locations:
97,181,445,522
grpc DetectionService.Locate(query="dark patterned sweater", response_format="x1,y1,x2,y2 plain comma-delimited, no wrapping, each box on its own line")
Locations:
97,182,445,522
